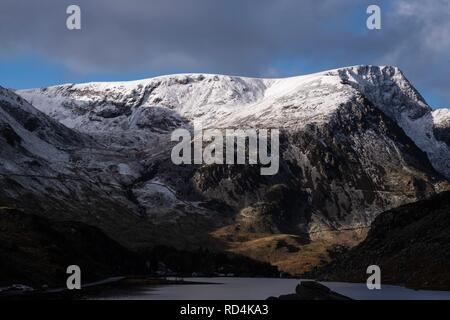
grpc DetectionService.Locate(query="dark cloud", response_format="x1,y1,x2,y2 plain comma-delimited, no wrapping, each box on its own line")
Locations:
0,0,449,105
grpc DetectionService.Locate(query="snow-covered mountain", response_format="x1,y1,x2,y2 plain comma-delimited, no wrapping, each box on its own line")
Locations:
19,65,450,179
2,66,449,266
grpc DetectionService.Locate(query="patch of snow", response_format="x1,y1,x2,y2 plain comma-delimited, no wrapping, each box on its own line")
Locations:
432,108,450,128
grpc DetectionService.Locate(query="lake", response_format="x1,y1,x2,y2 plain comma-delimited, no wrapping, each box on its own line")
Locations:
85,277,450,300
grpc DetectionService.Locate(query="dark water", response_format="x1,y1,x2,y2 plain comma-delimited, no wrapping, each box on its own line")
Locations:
85,277,450,300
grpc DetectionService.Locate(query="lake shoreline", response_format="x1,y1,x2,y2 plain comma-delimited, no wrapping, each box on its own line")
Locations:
0,276,219,300
2,276,450,300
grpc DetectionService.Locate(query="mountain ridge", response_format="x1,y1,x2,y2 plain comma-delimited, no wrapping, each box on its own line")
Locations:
17,65,450,179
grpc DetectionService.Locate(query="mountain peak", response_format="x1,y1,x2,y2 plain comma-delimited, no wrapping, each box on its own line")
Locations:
15,66,450,179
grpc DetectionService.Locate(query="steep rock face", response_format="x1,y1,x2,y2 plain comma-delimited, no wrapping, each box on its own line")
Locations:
0,87,86,166
338,66,450,179
193,94,446,233
15,66,450,236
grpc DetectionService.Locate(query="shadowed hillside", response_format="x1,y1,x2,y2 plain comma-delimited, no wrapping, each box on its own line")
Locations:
306,191,450,290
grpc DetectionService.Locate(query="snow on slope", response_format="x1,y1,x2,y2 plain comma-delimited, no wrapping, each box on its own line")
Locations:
17,65,450,179
17,70,357,132
18,74,269,131
0,87,70,166
337,66,450,179
433,108,450,128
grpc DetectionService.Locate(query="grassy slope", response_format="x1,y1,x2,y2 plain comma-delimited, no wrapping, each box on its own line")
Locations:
212,225,366,275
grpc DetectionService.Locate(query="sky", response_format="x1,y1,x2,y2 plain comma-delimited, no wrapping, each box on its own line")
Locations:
0,0,449,107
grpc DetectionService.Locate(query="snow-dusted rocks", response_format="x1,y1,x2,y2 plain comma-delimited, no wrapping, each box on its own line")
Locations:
336,65,450,179
18,66,450,179
432,108,450,147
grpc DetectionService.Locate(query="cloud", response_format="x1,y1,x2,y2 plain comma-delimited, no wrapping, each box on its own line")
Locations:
378,0,450,105
0,0,449,105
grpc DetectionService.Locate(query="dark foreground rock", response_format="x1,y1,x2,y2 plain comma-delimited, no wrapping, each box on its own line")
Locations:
268,281,351,300
306,191,450,290
0,208,146,288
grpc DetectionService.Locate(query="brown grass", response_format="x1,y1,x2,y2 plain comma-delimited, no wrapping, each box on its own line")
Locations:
211,225,367,276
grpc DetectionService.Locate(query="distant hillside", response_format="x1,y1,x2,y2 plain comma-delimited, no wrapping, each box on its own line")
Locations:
306,191,450,290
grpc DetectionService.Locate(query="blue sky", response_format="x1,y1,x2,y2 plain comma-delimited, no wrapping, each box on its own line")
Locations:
0,0,449,107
